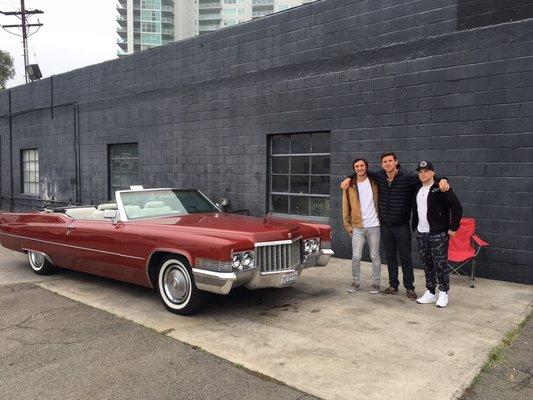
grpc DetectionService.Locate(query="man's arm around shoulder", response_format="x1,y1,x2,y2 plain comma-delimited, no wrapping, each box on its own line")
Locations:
443,188,463,232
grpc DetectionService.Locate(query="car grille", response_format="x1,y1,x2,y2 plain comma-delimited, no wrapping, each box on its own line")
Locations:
255,240,302,273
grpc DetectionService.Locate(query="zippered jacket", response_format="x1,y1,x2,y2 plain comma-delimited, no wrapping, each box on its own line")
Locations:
342,177,379,233
411,182,463,234
367,169,418,226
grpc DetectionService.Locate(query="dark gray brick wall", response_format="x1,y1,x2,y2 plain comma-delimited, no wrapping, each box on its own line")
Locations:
0,0,531,283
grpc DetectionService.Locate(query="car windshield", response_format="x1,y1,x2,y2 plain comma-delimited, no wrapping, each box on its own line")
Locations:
119,189,219,220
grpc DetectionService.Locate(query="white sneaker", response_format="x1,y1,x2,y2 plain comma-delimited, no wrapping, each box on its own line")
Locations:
436,291,449,308
416,290,437,304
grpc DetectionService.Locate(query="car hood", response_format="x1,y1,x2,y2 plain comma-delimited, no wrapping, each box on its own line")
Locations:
126,213,320,244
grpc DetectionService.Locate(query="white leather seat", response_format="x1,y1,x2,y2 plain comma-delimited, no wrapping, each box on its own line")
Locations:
124,205,141,219
97,203,117,211
144,201,165,209
65,207,96,219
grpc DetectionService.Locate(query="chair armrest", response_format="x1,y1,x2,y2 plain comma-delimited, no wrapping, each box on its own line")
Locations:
472,234,489,247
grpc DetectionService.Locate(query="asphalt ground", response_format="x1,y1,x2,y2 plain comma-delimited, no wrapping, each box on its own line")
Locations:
0,283,315,400
0,246,531,400
460,315,533,400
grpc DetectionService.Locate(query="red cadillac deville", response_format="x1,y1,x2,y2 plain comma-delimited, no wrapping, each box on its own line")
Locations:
0,187,334,315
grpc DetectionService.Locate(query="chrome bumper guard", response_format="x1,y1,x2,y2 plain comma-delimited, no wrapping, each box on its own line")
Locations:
192,248,334,295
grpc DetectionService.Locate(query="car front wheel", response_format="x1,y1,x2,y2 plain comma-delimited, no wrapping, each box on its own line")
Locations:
157,256,204,315
27,250,57,275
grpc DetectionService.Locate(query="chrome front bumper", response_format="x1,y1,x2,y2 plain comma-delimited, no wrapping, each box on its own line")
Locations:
192,249,334,295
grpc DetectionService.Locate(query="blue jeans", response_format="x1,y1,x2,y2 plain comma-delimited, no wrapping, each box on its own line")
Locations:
351,226,381,285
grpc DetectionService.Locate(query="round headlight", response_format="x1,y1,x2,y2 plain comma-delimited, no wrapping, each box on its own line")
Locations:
304,240,311,254
242,252,254,268
311,240,319,252
232,254,242,269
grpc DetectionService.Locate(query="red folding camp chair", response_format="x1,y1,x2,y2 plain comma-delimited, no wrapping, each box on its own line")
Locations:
448,217,489,288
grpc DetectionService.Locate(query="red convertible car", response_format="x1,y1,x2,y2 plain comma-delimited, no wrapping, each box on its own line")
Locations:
0,187,333,314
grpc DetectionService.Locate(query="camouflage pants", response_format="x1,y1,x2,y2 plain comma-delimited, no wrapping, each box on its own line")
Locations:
416,231,450,292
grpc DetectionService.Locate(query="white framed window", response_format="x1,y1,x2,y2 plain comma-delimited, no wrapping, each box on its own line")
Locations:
21,148,39,195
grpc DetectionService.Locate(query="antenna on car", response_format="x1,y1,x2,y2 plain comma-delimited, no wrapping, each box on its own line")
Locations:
130,185,144,191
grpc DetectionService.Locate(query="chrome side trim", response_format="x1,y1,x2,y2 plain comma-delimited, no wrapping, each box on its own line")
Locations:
0,232,145,260
191,268,237,280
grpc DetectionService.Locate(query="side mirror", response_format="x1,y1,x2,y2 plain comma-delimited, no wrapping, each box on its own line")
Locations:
219,198,229,207
103,209,118,224
216,198,229,212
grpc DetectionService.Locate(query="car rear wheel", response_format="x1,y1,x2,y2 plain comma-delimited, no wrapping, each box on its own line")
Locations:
157,256,204,315
27,251,57,275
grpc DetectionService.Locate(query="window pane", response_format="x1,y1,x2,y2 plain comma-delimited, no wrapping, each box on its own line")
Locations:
311,132,330,153
272,175,288,192
290,156,309,174
290,196,309,215
272,135,290,154
311,176,330,195
311,156,330,174
272,157,289,174
290,176,309,194
21,149,39,195
310,198,329,218
109,143,139,199
290,134,310,153
271,195,288,213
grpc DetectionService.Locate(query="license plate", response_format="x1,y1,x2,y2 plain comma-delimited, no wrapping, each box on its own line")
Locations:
280,272,298,286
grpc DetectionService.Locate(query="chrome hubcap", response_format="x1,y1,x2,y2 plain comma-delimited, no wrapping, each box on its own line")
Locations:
163,265,190,304
30,252,45,269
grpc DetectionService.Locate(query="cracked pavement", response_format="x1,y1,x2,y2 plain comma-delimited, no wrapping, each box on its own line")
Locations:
0,283,315,400
461,316,533,400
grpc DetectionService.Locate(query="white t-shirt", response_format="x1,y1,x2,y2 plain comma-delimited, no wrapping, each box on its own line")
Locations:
357,178,380,228
416,185,431,233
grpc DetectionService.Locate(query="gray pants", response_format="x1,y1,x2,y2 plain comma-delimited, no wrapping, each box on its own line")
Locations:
352,226,381,285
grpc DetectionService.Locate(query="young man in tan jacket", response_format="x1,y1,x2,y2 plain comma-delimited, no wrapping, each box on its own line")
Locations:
342,158,381,294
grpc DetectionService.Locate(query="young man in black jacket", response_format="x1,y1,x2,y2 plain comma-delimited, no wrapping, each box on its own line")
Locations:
412,161,463,308
341,152,450,299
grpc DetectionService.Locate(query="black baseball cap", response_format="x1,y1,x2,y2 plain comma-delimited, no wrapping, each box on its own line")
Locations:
416,160,434,171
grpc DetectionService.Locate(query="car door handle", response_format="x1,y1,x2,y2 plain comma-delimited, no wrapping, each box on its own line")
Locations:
66,226,76,234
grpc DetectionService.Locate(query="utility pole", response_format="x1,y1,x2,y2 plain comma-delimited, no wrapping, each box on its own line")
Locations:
1,1,43,83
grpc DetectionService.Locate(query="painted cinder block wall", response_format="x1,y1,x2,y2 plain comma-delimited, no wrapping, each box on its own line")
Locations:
0,0,532,283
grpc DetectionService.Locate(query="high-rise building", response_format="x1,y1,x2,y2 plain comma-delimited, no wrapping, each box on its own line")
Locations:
117,0,317,55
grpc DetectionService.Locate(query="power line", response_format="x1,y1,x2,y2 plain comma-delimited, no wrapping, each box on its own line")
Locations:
1,0,44,83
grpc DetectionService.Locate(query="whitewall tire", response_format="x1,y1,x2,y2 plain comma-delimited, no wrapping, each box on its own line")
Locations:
27,250,57,275
157,256,204,315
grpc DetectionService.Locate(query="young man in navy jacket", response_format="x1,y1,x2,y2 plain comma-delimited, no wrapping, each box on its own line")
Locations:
412,161,463,308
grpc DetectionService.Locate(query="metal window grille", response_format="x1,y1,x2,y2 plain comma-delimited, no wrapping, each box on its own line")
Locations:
269,132,330,218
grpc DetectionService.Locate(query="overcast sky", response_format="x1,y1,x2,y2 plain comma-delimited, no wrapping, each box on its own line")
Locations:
0,0,116,88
